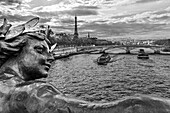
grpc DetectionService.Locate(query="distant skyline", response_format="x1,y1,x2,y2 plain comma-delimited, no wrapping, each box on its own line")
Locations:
0,0,170,40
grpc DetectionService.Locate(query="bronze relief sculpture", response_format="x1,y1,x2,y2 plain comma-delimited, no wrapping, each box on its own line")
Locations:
0,18,170,113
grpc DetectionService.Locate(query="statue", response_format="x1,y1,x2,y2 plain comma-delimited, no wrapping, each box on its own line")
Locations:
0,17,170,113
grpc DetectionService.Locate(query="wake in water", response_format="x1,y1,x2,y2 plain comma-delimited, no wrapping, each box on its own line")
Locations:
93,54,125,65
137,58,155,67
109,55,125,63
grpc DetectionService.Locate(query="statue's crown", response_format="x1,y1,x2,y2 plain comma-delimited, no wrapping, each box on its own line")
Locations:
0,17,57,52
0,17,40,41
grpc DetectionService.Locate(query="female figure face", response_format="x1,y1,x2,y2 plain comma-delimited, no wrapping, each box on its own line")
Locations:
18,38,54,81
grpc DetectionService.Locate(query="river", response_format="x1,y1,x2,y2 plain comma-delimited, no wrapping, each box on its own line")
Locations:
48,48,170,103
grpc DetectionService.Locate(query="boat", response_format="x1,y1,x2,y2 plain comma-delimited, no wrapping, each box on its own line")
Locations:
97,53,111,65
137,49,149,59
137,54,149,59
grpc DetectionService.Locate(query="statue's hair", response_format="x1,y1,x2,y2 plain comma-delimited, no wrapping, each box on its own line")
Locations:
0,32,46,67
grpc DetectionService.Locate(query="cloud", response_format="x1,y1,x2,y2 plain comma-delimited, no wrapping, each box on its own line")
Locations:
0,0,32,6
110,10,170,24
63,9,98,16
101,0,138,6
150,13,170,20
0,14,36,23
60,18,74,24
0,0,22,5
165,7,170,11
0,0,170,40
68,0,104,6
82,22,169,39
136,0,161,4
74,5,100,9
39,18,52,23
32,3,99,17
35,11,59,18
111,14,135,19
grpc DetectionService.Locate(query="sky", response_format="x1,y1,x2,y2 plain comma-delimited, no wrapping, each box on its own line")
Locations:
0,0,170,40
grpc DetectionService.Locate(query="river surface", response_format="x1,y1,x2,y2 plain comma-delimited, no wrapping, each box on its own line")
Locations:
48,48,170,103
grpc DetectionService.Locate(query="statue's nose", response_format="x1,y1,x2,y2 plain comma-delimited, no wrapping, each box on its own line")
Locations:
47,53,54,63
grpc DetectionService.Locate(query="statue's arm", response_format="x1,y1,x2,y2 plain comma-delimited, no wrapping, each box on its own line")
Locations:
6,82,170,113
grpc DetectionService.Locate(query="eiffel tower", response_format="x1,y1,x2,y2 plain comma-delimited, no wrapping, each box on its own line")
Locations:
73,15,78,40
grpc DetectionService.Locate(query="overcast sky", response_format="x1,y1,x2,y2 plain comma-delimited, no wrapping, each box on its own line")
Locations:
0,0,170,40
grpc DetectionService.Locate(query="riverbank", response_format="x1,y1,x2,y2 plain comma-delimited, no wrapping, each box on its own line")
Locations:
53,46,170,59
53,46,101,59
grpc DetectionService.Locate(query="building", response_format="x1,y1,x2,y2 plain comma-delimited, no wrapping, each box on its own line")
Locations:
95,39,113,45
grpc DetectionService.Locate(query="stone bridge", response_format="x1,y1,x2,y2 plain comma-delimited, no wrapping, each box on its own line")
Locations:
102,45,168,54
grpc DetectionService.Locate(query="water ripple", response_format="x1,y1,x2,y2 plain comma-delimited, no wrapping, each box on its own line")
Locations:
48,54,170,102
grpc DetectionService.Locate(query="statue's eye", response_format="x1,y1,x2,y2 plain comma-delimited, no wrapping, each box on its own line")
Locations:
35,46,44,54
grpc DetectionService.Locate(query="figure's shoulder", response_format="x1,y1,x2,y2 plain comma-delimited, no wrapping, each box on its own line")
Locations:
15,80,63,96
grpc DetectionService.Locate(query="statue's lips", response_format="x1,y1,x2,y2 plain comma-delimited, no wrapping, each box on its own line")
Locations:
44,63,51,70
